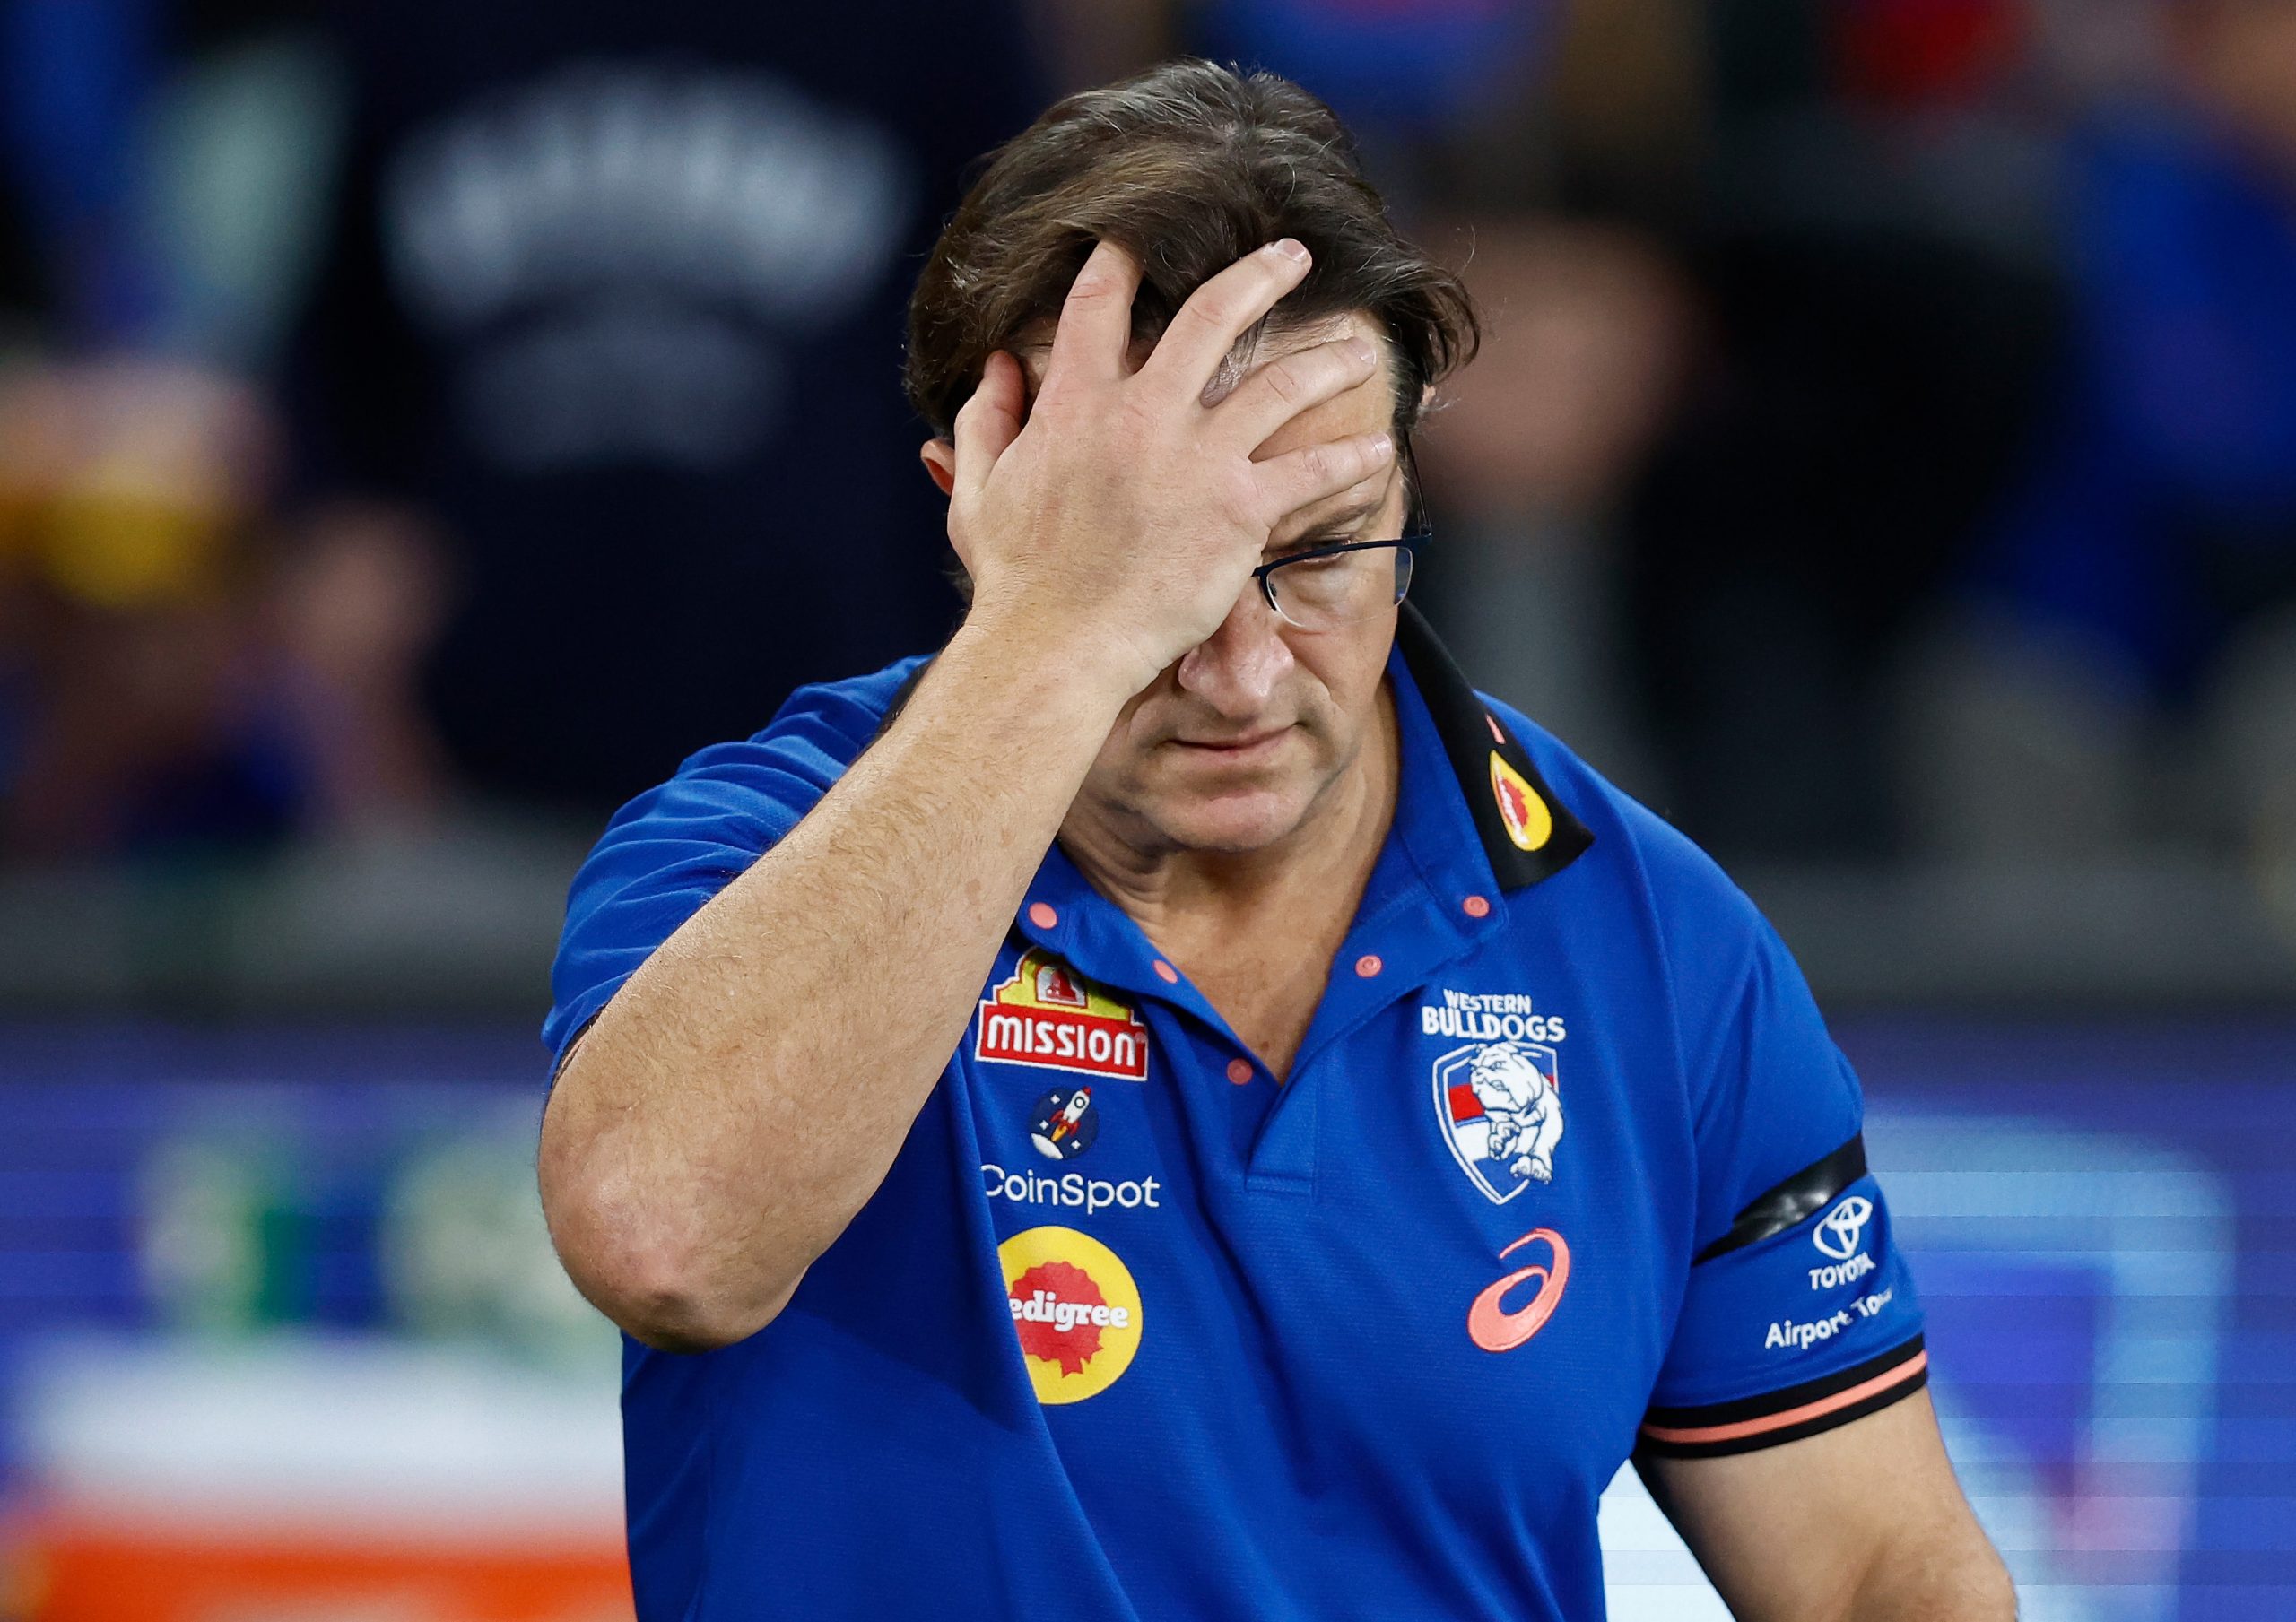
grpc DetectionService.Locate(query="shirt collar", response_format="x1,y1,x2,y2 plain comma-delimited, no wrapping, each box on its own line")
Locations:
1391,602,1594,892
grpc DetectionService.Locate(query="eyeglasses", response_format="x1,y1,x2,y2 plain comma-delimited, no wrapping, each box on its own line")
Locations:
1248,438,1431,632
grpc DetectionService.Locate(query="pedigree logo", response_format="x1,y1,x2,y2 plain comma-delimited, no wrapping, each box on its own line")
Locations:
999,1226,1144,1404
975,949,1150,1080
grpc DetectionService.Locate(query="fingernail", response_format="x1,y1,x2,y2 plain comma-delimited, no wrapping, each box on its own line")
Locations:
1370,431,1394,456
1272,239,1309,263
1345,336,1377,366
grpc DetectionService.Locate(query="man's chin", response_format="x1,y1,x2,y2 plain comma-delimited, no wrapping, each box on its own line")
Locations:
1134,784,1315,855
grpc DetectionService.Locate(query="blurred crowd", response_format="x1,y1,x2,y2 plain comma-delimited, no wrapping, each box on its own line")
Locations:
1,0,2292,906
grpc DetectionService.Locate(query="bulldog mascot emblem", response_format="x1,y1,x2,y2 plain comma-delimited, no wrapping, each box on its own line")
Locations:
1434,1040,1565,1204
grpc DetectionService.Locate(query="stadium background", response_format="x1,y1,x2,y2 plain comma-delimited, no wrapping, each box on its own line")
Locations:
0,1,2291,1618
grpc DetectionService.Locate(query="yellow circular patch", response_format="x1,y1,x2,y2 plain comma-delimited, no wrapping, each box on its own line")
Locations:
1489,750,1553,853
999,1226,1144,1405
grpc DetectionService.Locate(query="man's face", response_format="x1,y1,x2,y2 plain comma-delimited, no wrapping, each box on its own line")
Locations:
1019,311,1410,857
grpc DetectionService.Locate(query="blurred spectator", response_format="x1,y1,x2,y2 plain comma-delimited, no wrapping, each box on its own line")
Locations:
0,0,350,861
1406,0,1706,800
1909,0,2296,900
1411,211,1689,802
286,0,1044,821
0,360,305,857
1618,0,2061,860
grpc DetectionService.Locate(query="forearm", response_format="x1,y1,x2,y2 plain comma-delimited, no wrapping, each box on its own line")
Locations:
540,619,1124,1350
1646,1396,2014,1622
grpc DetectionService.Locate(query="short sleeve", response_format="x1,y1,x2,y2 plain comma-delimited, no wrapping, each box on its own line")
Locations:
1638,889,1927,1459
541,658,927,1071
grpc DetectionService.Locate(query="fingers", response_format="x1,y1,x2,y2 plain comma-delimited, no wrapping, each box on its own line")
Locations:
1250,429,1396,526
1043,240,1144,390
1212,334,1381,453
1137,239,1314,401
951,351,1025,503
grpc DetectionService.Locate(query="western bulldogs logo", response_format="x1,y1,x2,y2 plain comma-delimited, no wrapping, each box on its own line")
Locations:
1028,1087,1099,1161
1435,1040,1564,1204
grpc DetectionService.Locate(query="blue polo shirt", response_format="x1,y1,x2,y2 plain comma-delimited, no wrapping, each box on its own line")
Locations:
544,608,1928,1622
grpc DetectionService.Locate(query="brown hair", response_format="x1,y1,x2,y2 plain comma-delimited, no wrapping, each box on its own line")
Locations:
905,59,1479,445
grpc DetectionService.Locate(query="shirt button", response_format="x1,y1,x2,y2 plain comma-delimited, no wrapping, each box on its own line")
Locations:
1027,902,1058,929
1152,960,1180,984
1225,1058,1254,1086
1354,954,1383,978
1462,895,1491,919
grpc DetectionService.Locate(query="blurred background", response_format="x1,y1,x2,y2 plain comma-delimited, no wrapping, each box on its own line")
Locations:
0,0,2289,1617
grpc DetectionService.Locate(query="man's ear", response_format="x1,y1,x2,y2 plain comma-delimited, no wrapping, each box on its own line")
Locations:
920,438,976,576
920,439,957,497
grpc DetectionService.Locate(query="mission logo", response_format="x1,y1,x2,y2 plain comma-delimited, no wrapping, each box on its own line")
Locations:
975,949,1150,1080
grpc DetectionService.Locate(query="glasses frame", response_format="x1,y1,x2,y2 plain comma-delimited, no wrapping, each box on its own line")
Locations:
1248,438,1432,629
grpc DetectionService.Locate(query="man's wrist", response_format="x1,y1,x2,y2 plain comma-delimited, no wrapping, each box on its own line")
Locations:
942,607,1150,724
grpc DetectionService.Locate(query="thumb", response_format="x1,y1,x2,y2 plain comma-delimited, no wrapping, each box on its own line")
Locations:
951,351,1025,503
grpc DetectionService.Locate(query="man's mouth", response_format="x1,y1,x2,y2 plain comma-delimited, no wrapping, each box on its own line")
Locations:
1169,726,1293,758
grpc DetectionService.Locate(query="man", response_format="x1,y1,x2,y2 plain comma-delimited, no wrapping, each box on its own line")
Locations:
540,61,2014,1622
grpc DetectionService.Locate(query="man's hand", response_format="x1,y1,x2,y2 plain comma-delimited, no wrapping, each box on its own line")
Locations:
944,238,1395,700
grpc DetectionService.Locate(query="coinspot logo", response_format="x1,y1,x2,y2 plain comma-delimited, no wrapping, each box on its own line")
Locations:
1813,1196,1874,1262
999,1226,1144,1405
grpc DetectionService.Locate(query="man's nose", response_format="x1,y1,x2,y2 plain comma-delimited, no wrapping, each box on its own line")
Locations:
1174,584,1293,715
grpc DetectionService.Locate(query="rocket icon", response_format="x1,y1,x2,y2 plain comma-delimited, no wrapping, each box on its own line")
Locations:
1028,1087,1098,1160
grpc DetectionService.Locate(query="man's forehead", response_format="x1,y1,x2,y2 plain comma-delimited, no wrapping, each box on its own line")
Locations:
1275,479,1393,542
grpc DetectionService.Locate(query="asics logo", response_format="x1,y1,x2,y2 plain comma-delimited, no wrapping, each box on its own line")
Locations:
1466,1227,1571,1353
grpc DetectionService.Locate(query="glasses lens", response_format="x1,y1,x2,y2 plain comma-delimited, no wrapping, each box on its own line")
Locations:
1266,543,1414,631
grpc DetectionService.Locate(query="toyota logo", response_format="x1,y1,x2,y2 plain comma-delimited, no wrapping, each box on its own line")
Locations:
1812,1196,1874,1262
